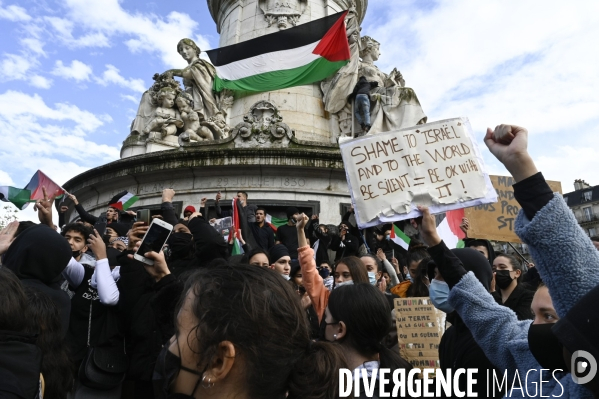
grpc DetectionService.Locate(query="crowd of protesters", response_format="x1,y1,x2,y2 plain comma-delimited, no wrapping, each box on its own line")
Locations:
0,124,598,399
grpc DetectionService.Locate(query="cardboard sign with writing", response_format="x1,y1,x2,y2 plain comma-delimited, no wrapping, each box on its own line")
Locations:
339,117,497,228
464,175,562,243
395,297,446,375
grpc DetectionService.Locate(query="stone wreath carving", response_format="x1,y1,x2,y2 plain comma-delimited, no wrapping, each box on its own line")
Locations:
232,101,291,146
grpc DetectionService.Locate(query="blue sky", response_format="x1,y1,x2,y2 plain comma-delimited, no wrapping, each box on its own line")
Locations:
1,0,598,221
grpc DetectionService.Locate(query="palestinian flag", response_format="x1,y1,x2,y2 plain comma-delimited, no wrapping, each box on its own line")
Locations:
438,209,466,249
206,11,350,93
108,191,139,211
265,213,288,233
229,198,244,255
0,170,65,210
390,224,411,251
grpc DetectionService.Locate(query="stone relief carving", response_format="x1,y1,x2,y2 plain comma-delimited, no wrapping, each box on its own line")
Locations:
259,0,307,29
231,100,292,148
357,35,427,135
128,38,234,146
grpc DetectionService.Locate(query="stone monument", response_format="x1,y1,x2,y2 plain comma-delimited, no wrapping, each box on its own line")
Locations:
62,0,428,225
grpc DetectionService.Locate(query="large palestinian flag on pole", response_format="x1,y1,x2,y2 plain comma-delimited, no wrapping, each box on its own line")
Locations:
0,170,65,210
206,11,350,93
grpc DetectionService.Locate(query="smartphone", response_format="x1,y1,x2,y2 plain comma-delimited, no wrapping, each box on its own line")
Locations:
93,222,107,238
133,219,173,265
137,209,151,225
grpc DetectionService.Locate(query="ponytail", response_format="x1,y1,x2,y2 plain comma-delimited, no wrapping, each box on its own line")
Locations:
288,341,349,399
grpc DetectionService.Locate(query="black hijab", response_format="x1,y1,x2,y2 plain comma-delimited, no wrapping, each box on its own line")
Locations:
3,224,71,284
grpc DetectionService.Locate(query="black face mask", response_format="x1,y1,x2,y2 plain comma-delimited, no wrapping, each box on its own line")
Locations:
495,270,515,290
102,235,112,245
154,341,203,399
528,323,567,372
72,250,82,259
167,233,193,259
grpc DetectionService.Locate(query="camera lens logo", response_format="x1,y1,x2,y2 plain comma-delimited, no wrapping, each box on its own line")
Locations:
571,350,597,385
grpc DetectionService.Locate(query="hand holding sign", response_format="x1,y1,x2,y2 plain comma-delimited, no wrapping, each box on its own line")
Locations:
340,117,497,228
484,124,538,183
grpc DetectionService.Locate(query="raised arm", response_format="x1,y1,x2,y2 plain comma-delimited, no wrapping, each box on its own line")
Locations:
485,125,599,317
88,229,119,306
69,194,99,225
296,213,329,323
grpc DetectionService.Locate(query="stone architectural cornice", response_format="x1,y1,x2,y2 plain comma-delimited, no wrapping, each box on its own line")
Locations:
64,146,344,192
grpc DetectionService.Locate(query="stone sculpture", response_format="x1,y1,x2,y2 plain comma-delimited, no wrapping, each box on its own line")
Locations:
259,0,307,29
357,36,427,134
143,87,183,138
129,38,234,145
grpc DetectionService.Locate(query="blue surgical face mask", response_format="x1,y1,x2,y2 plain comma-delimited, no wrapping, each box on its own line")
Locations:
385,234,391,241
368,271,377,285
406,273,413,282
429,279,454,313
335,280,353,289
281,274,290,280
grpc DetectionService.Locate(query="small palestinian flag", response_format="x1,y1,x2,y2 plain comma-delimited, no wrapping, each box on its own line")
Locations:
438,209,466,249
108,191,139,211
206,11,350,93
0,170,64,210
229,198,244,255
265,213,288,233
390,224,411,251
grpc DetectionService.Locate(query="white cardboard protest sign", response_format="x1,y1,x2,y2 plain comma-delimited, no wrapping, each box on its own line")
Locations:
339,117,497,228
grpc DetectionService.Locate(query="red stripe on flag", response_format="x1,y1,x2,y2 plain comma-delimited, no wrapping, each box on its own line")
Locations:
312,11,350,62
228,198,240,243
445,209,466,239
26,170,64,201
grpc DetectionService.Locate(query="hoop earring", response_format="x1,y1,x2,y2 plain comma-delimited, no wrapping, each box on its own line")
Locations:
201,375,214,389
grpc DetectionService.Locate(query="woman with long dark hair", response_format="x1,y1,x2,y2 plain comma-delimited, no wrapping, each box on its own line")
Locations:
325,283,412,398
24,287,73,398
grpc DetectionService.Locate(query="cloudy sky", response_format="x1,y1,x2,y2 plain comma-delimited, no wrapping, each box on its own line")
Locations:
1,0,597,220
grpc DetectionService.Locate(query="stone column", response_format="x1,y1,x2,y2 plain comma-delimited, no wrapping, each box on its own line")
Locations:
207,0,367,143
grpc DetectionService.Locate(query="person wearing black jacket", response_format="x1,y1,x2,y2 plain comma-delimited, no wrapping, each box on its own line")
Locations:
68,193,136,226
491,252,534,320
249,207,274,251
330,221,360,261
311,217,332,266
350,76,378,133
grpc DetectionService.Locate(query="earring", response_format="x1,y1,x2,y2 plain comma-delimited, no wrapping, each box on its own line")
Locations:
201,375,214,389
333,334,337,340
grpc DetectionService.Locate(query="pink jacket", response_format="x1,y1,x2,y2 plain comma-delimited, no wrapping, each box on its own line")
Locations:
298,246,329,323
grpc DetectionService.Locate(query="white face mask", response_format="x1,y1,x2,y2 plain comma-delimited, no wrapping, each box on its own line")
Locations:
281,274,290,280
335,280,353,289
368,271,377,285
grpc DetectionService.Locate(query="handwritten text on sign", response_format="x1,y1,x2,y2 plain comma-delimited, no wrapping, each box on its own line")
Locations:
340,118,492,227
395,297,446,375
464,175,562,243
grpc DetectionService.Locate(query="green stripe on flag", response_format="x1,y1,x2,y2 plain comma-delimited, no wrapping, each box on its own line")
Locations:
122,195,139,211
214,58,347,93
0,186,32,210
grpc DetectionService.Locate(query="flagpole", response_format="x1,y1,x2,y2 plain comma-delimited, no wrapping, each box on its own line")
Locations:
351,98,355,138
507,242,530,265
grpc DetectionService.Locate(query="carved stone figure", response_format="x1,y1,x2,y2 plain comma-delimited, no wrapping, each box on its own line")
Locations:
259,0,307,29
231,101,291,147
143,87,183,138
321,1,360,114
357,36,427,134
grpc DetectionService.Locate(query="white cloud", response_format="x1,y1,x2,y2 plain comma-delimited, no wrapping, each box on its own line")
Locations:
0,170,15,186
0,91,119,199
30,75,53,89
95,64,146,93
0,53,32,80
120,94,139,103
55,0,210,67
20,38,46,56
0,3,31,22
52,60,93,82
44,16,111,48
364,0,599,186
